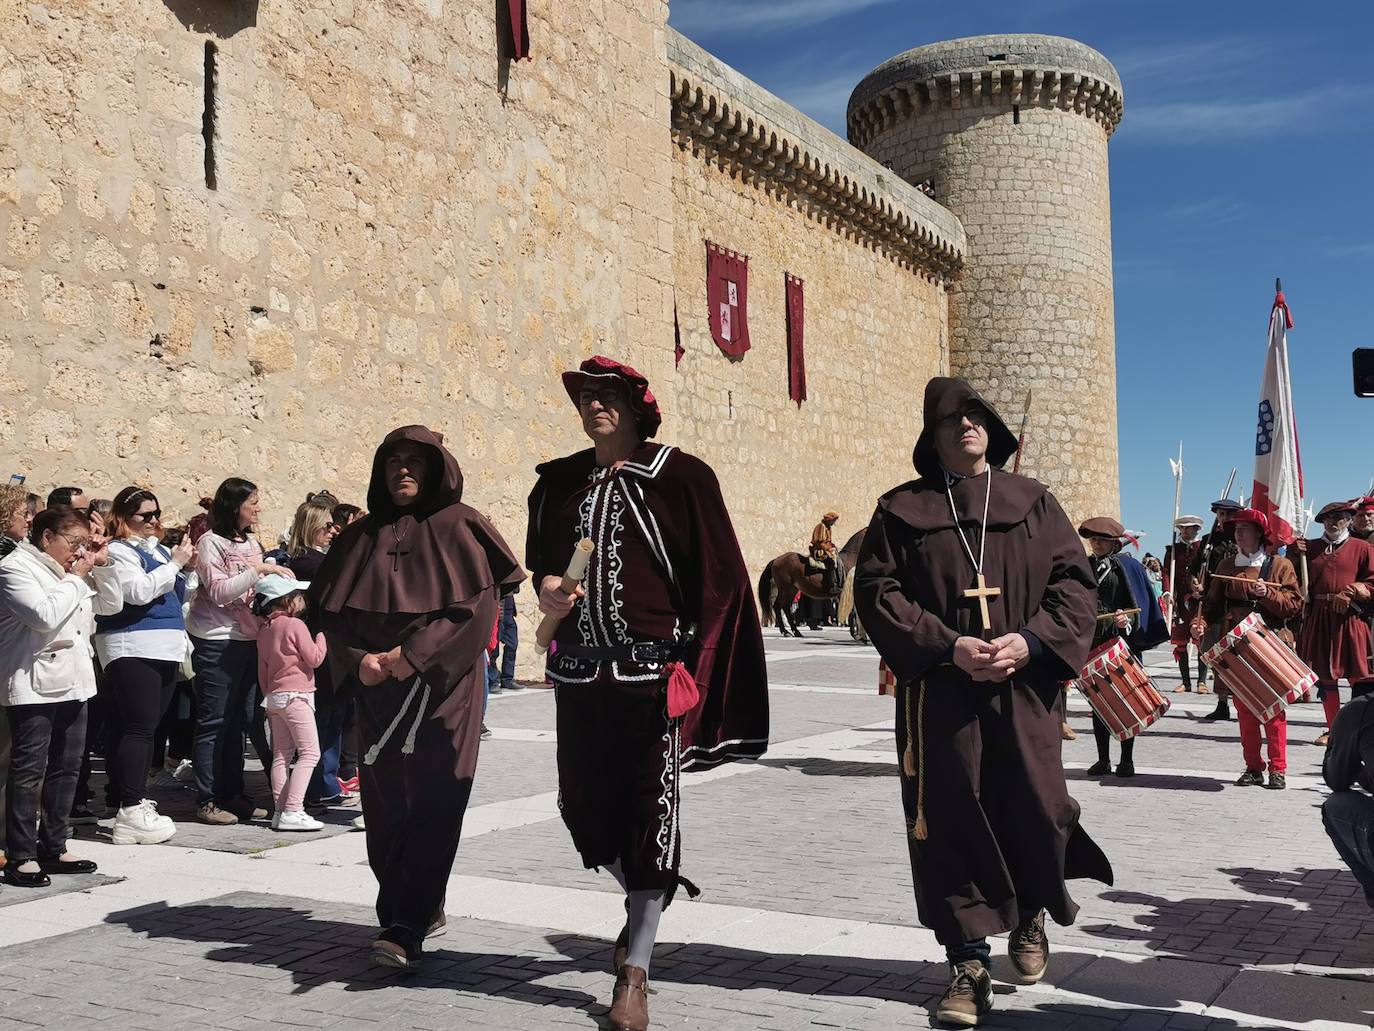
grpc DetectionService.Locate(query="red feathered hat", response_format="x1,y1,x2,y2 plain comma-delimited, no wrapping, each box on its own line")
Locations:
561,355,662,439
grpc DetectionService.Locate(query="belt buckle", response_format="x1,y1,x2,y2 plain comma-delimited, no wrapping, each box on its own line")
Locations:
630,642,661,665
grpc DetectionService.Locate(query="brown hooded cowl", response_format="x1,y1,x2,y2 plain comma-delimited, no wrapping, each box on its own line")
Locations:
311,425,525,778
854,377,1112,948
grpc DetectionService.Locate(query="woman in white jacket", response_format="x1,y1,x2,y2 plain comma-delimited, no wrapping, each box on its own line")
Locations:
0,506,122,888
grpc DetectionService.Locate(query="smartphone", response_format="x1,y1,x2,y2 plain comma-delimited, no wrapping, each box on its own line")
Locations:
8,473,24,486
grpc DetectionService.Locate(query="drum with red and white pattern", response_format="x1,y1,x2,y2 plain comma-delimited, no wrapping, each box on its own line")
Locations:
1203,612,1317,721
1070,637,1170,741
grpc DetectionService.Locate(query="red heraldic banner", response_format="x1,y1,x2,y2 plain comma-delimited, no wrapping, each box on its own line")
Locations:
785,273,806,404
509,0,530,60
706,242,750,358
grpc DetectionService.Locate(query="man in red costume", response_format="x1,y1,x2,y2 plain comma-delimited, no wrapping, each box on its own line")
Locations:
1194,509,1303,788
1295,500,1374,746
1352,497,1374,543
528,356,768,1031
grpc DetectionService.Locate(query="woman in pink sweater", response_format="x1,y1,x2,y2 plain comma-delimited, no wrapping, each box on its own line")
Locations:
251,575,326,832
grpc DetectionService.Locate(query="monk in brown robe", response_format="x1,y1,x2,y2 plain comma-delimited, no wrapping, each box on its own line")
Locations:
311,426,524,968
1294,500,1374,745
855,377,1111,1029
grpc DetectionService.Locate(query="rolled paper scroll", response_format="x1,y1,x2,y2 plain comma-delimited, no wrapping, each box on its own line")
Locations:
535,537,595,654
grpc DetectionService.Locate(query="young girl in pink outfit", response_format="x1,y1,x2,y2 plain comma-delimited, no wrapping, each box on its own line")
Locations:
251,575,326,832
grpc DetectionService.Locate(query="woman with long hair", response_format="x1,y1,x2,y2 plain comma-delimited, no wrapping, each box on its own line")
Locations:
0,507,122,886
93,487,193,845
186,478,285,826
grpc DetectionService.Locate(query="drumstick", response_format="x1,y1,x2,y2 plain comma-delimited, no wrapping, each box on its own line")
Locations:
1209,574,1286,589
1095,608,1141,621
535,538,595,654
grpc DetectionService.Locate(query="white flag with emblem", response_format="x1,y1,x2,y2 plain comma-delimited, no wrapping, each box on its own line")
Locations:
1251,291,1303,544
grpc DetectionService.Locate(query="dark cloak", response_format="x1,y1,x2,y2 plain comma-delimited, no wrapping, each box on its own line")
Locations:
527,441,768,770
310,425,525,779
854,381,1112,948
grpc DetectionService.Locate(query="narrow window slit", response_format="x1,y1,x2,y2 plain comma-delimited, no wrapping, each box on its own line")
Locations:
203,41,218,190
1012,104,1021,125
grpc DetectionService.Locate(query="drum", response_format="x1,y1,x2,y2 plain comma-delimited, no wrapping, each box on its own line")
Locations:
1203,612,1317,721
1070,638,1170,741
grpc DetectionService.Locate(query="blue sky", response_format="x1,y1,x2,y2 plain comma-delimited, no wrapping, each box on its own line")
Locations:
669,0,1374,551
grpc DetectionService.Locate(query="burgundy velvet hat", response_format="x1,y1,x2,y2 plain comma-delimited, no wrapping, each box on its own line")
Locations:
561,355,662,438
1317,500,1358,522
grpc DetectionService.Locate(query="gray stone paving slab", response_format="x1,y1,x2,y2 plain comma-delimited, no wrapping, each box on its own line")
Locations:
0,871,122,907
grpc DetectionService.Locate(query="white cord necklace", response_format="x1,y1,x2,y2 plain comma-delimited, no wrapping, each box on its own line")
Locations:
946,466,992,576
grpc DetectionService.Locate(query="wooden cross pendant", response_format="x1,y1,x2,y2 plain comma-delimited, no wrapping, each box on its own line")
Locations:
962,572,1002,639
387,528,410,571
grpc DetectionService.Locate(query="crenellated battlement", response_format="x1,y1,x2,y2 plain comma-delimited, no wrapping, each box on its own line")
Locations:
847,34,1124,149
668,30,965,283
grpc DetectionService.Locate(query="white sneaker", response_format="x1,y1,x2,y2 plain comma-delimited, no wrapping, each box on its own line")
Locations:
274,810,324,832
111,801,177,845
171,759,194,783
351,814,366,831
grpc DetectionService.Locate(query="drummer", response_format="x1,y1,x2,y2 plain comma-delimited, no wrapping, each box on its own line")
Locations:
1079,518,1170,778
1293,500,1374,746
1195,498,1242,717
1163,515,1206,693
1193,508,1303,790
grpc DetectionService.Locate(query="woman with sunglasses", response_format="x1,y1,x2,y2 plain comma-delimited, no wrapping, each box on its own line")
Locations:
0,506,122,887
93,487,195,845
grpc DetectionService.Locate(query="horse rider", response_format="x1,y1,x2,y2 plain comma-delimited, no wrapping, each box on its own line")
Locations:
811,512,840,593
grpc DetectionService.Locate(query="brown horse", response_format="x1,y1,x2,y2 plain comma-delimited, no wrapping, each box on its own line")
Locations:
757,529,864,638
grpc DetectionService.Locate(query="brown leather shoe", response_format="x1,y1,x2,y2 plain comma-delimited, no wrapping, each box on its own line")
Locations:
935,960,992,1027
1008,909,1049,984
196,802,238,826
611,923,629,973
608,964,649,1031
369,938,411,969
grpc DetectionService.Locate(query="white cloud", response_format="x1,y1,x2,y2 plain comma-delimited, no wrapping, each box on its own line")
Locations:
670,0,898,37
1121,90,1344,143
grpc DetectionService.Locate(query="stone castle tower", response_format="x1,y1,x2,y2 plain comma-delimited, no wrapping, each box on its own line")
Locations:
848,35,1124,521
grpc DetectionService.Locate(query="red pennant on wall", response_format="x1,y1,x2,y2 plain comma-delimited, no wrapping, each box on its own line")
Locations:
706,241,750,359
674,302,684,367
509,0,530,60
785,273,806,405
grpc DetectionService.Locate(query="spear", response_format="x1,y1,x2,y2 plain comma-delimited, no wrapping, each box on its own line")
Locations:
1165,443,1183,628
1012,389,1032,474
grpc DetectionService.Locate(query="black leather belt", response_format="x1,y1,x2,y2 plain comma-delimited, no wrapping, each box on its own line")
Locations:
558,641,685,665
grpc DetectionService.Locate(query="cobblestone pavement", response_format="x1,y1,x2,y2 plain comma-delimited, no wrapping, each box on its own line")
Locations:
3,630,1373,1029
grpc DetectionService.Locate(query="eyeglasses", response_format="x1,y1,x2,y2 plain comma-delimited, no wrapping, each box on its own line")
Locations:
131,510,162,522
58,533,91,551
578,389,628,408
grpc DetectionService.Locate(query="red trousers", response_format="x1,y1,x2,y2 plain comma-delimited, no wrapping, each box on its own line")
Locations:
1237,705,1287,773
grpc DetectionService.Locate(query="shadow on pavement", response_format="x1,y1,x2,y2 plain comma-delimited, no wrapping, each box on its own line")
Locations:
1065,769,1225,792
99,892,1374,1028
760,756,897,778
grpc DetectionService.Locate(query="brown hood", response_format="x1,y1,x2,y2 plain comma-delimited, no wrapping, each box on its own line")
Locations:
366,425,464,523
912,377,1018,481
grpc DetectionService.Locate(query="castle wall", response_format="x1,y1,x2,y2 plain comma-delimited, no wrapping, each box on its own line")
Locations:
664,33,956,568
1,4,967,669
0,0,676,543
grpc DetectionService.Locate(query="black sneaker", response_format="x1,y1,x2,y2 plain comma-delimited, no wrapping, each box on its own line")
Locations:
1200,702,1230,722
500,680,524,692
935,960,993,1027
1086,759,1110,777
1114,760,1135,778
480,724,492,740
1265,771,1287,790
68,804,104,826
1235,769,1265,787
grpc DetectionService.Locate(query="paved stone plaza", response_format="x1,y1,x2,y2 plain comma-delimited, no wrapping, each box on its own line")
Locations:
2,631,1373,1030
